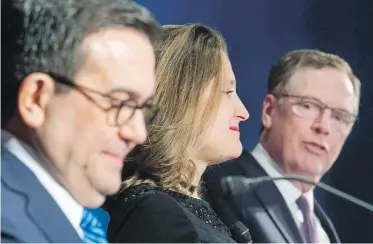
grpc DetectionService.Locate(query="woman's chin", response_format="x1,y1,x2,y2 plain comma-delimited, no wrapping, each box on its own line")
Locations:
209,148,243,165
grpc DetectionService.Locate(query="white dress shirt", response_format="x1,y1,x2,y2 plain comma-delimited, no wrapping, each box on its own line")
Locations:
1,130,84,239
252,143,330,243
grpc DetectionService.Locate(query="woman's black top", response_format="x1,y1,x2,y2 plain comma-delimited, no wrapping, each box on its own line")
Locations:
105,183,236,243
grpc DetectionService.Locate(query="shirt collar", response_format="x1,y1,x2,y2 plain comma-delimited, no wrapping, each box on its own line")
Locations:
252,143,304,205
303,189,314,212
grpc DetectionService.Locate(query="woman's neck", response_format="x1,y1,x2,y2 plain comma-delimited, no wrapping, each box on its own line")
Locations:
190,160,208,199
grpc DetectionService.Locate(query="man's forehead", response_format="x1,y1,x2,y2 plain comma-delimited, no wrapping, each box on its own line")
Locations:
79,27,155,103
82,27,153,63
289,67,355,109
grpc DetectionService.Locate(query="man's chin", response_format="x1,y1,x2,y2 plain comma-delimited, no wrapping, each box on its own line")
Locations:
103,181,122,196
80,193,107,208
290,167,324,186
88,187,120,208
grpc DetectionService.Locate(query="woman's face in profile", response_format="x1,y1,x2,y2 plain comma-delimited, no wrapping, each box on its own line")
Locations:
195,54,249,165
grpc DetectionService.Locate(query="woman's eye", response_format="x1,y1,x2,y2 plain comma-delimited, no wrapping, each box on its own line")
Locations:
224,90,234,96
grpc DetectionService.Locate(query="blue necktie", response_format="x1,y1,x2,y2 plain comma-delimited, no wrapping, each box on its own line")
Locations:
80,208,109,243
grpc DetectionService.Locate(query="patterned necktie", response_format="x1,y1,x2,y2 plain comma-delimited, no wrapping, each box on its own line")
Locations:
80,208,108,243
296,195,318,243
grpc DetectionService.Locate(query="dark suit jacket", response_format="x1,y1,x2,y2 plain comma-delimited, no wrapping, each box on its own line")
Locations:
203,150,340,243
1,146,83,243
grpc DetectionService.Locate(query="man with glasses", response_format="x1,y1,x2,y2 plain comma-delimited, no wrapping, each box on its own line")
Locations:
204,49,360,243
1,0,160,242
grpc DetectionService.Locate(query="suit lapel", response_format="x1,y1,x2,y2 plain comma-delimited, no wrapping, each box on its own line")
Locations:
254,181,305,243
237,152,305,243
1,148,83,243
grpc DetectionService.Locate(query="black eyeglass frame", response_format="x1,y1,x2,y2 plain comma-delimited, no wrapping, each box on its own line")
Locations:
48,72,159,127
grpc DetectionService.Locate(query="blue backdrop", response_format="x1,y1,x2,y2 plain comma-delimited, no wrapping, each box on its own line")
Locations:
136,0,373,242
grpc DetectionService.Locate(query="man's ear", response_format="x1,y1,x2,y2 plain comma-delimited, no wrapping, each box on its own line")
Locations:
262,94,277,130
18,72,56,128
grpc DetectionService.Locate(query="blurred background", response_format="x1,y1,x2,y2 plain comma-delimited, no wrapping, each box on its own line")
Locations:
136,0,373,242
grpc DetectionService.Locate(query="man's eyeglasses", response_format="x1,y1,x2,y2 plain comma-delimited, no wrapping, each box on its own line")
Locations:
48,72,158,127
274,94,357,132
